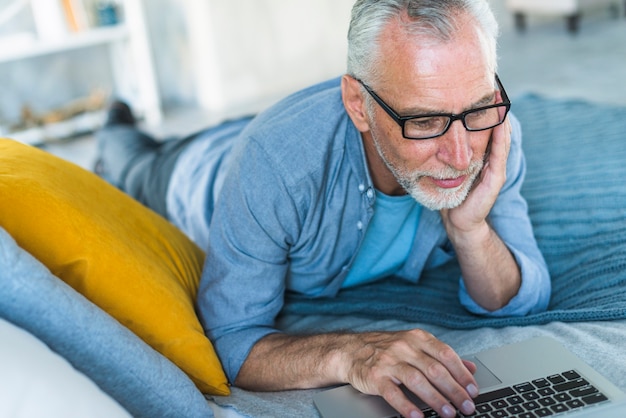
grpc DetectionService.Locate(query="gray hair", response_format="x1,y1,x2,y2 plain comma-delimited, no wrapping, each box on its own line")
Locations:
347,0,499,84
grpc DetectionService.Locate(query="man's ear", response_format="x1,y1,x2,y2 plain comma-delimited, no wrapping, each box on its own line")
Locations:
341,75,370,133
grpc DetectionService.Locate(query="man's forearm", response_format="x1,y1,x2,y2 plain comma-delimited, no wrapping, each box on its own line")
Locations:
234,332,349,390
449,221,521,311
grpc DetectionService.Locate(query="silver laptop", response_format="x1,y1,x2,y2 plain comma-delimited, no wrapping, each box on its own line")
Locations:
314,337,626,418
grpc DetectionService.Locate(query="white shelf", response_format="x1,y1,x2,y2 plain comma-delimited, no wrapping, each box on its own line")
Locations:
0,25,130,64
7,110,106,146
2,0,162,144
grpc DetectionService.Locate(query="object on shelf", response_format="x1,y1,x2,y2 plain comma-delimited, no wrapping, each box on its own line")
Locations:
8,89,109,144
29,0,123,37
95,0,121,26
0,0,162,131
62,0,91,32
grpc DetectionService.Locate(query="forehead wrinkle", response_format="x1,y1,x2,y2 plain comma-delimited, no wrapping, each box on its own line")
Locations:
371,13,495,117
375,72,496,116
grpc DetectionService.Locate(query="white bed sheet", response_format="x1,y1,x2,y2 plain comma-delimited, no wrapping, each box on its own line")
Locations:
0,318,131,418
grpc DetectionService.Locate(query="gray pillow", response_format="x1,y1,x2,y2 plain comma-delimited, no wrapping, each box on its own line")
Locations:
0,227,214,418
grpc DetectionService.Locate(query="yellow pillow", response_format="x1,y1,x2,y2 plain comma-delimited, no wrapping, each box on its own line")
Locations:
0,138,229,396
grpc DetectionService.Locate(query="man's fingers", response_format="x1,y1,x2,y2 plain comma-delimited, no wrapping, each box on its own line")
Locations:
347,331,479,417
463,359,478,375
389,364,473,418
395,337,477,416
488,118,512,176
378,380,427,418
419,336,478,393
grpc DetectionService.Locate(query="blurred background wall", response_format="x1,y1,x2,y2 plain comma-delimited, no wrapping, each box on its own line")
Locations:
0,0,624,146
0,0,354,134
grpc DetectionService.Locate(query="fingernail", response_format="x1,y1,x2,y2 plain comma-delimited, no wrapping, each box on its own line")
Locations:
462,399,476,415
466,383,479,397
410,411,421,418
442,405,456,418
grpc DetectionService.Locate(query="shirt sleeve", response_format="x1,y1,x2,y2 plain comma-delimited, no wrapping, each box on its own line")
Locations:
195,136,303,383
458,113,551,316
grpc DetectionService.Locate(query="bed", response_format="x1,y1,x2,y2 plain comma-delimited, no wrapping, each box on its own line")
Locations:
1,93,625,417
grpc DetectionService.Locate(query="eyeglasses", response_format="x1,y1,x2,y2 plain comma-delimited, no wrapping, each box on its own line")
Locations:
355,74,511,140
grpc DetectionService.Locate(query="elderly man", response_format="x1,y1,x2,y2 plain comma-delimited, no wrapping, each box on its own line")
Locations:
95,1,550,416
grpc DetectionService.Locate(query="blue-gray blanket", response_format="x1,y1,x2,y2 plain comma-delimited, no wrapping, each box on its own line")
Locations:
284,94,626,327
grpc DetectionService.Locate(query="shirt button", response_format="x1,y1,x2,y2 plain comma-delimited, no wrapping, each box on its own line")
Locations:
366,188,374,199
358,184,365,192
356,221,363,230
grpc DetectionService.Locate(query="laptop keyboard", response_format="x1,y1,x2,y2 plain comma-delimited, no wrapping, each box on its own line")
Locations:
420,369,609,418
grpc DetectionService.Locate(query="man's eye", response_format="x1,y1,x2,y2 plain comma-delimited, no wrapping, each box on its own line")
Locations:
408,117,445,130
466,109,488,120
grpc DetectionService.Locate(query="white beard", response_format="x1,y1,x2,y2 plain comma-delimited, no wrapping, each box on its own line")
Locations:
371,130,484,211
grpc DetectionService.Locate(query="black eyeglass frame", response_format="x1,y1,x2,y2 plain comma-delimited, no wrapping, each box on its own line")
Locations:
355,74,511,140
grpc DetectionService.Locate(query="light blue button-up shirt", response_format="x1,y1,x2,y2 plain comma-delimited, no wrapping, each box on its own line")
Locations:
167,77,550,383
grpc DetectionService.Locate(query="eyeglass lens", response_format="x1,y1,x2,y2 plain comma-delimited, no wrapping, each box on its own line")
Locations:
404,105,507,139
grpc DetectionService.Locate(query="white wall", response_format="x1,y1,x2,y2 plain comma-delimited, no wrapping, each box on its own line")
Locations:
181,0,354,117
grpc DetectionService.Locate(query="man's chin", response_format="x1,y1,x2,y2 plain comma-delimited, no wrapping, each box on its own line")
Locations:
407,185,469,211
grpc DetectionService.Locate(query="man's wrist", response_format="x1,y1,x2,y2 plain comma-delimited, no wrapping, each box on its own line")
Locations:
445,219,492,251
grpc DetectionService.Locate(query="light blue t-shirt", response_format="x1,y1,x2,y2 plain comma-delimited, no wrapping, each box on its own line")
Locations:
343,191,422,288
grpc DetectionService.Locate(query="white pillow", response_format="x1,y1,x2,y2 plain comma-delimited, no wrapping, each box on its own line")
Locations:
0,318,131,418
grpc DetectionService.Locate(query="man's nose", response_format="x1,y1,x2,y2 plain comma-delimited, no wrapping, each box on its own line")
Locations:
437,119,472,171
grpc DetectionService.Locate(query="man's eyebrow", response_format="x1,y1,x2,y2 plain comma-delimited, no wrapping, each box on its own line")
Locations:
472,91,497,108
399,91,497,116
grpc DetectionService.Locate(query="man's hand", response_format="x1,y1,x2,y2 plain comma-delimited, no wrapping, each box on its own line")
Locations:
441,113,512,233
236,330,479,418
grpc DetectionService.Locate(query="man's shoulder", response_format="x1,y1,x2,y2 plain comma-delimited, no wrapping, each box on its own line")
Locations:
249,76,346,133
235,77,356,176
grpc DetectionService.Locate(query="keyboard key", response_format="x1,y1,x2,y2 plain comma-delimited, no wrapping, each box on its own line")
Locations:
563,370,581,380
547,374,566,385
553,378,588,392
538,397,557,407
537,387,555,397
514,382,535,393
491,399,508,409
522,391,540,401
475,403,493,413
566,399,585,409
507,404,525,414
535,408,553,417
531,378,550,388
570,385,598,398
582,392,608,405
506,395,524,405
523,400,541,410
550,403,570,414
553,392,572,402
518,413,537,418
474,387,516,404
